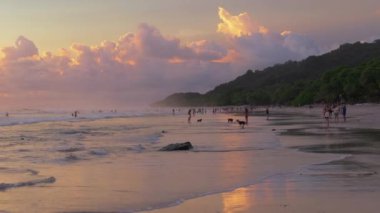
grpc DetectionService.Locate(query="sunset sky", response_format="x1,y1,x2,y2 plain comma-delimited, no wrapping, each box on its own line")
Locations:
0,0,379,109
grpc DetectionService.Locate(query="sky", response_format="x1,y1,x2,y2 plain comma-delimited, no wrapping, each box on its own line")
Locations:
0,0,379,109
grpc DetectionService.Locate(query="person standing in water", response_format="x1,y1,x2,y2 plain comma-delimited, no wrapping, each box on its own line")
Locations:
265,107,269,120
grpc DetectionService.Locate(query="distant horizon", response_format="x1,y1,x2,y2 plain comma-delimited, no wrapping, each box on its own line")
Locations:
0,0,379,108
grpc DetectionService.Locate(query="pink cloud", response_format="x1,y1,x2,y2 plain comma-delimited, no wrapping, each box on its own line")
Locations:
136,23,227,62
216,7,320,67
0,26,233,108
137,23,192,59
0,8,323,108
1,36,39,61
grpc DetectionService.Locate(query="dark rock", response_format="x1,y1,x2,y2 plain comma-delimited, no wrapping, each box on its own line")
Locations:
57,147,85,153
159,142,193,151
65,154,80,161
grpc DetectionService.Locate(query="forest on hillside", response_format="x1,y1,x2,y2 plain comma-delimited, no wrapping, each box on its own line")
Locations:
155,40,380,106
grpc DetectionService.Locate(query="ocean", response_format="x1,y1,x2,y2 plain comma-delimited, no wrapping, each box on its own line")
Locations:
0,108,349,212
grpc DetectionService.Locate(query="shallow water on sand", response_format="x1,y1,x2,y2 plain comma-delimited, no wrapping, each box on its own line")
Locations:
146,106,380,213
0,109,357,212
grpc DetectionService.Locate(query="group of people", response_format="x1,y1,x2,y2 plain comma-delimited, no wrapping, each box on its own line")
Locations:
187,106,255,125
184,108,208,123
323,103,347,127
185,103,347,128
71,111,81,118
183,102,347,129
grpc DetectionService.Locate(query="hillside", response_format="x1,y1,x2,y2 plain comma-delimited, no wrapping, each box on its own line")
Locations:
155,40,380,106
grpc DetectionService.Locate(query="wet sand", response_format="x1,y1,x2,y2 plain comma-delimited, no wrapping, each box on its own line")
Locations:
0,105,378,212
1,111,336,212
147,104,380,213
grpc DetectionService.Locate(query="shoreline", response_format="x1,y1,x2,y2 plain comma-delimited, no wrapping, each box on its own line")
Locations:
0,105,378,212
145,104,380,213
146,158,379,213
141,154,350,213
146,154,380,213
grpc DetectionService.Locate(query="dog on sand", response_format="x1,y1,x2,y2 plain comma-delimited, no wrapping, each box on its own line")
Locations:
236,119,246,128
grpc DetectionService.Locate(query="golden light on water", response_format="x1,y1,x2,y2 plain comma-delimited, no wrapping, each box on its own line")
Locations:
221,178,297,212
222,188,251,212
168,57,185,64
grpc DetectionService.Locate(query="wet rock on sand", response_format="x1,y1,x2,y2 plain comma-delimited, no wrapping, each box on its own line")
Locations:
159,142,193,151
0,176,56,191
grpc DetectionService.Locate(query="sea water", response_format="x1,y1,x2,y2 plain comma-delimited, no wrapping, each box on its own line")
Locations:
0,108,341,212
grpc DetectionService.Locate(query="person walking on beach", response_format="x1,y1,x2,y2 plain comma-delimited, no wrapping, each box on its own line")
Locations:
333,105,340,122
245,107,249,124
72,111,78,118
328,106,333,118
265,107,269,120
188,109,192,123
323,104,330,128
342,104,347,122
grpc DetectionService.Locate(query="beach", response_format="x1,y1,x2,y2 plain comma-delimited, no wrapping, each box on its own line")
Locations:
148,104,380,213
0,105,379,212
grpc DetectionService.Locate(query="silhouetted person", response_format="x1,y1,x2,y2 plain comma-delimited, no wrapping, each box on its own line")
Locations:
245,107,249,124
342,104,347,122
188,109,192,123
172,109,175,116
328,106,333,118
323,104,330,128
266,107,269,120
